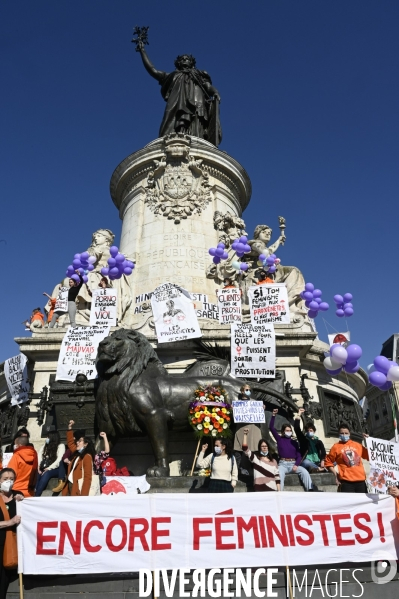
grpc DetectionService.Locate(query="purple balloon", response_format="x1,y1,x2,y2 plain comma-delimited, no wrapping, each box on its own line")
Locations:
110,246,119,257
100,267,109,276
82,275,88,283
312,289,322,298
344,361,360,374
109,267,119,277
326,367,342,376
259,254,266,262
108,257,116,267
78,267,85,275
344,302,353,308
379,381,393,391
80,252,89,261
266,256,275,266
236,252,244,258
71,274,80,282
123,267,133,275
318,302,329,311
369,370,387,387
309,301,319,310
74,253,81,259
213,257,221,264
300,291,306,300
303,291,313,301
209,248,216,256
239,236,248,243
336,309,345,318
87,264,94,272
244,244,251,252
126,260,134,268
217,242,225,249
215,247,224,257
374,355,391,374
334,295,344,304
308,310,319,318
305,283,314,292
343,293,353,303
268,265,276,273
116,254,125,263
346,344,362,361
88,256,96,264
344,307,354,317
240,263,249,271
329,343,341,355
222,251,229,260
72,259,81,269
314,297,322,304
305,300,312,308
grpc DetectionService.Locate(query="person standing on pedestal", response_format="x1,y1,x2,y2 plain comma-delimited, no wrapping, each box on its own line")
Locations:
256,270,274,285
233,384,262,476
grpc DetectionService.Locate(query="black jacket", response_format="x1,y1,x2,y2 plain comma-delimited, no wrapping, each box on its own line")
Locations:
294,419,326,462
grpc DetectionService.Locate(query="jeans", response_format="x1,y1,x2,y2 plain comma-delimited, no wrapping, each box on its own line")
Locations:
278,460,314,491
35,467,59,496
68,301,77,326
301,458,320,471
58,459,67,480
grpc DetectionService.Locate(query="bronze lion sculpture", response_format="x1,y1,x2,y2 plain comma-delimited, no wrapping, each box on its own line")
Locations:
95,329,298,476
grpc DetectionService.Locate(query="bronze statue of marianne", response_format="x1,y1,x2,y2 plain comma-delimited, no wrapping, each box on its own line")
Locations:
132,26,222,146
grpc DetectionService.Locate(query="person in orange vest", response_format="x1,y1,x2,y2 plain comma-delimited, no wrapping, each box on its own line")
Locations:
7,436,38,497
256,270,274,285
223,277,236,289
29,307,45,331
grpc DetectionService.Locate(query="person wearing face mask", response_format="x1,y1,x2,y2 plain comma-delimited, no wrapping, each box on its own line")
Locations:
294,409,326,473
7,436,38,498
233,384,262,476
324,423,369,493
196,438,238,492
269,409,317,491
60,420,96,496
0,468,24,598
35,431,65,496
241,430,280,491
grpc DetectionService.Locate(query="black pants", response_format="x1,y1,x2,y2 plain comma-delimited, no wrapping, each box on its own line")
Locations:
340,480,367,493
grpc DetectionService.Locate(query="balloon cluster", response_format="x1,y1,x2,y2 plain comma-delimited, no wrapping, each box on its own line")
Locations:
323,343,362,375
66,253,97,284
299,283,329,318
333,293,354,318
100,246,134,280
231,236,251,272
258,253,280,274
368,356,399,391
208,242,229,265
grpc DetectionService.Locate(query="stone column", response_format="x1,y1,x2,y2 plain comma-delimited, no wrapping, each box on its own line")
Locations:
110,134,251,327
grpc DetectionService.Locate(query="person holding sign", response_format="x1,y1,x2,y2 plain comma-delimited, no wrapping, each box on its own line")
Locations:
61,420,96,496
269,409,317,492
324,423,369,493
43,292,57,326
196,438,237,493
233,385,262,475
0,468,23,598
67,274,84,327
242,429,280,491
29,307,45,330
223,277,236,289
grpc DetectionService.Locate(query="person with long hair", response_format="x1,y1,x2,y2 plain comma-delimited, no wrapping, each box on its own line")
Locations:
196,437,237,493
242,429,280,491
35,431,65,496
0,468,23,598
61,420,95,496
233,384,262,475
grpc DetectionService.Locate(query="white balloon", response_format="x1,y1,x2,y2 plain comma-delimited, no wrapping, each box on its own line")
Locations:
367,364,376,374
324,356,342,371
331,345,348,365
387,366,399,382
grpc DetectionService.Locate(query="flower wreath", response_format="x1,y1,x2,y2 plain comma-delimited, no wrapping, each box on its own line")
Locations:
188,385,232,438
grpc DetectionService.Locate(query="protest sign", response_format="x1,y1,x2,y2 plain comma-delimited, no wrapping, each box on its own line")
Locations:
217,287,241,325
231,323,275,378
102,476,151,496
151,283,202,343
248,284,290,324
4,354,30,406
54,287,69,313
232,400,265,424
328,331,350,347
1,453,13,468
55,325,109,382
17,493,397,575
366,436,399,494
90,288,118,327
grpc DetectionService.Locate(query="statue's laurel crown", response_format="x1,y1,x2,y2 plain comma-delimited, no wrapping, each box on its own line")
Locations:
174,54,196,68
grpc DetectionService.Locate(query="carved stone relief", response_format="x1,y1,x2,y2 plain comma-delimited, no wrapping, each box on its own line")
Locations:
317,388,364,441
144,134,212,224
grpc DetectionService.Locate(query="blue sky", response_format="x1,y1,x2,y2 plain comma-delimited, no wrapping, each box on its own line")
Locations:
1,1,398,368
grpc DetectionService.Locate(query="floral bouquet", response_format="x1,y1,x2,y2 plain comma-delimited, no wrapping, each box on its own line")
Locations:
188,385,232,439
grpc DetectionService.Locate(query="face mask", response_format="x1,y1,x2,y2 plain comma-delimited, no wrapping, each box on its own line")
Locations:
45,438,50,444
214,446,222,455
244,390,251,397
339,434,350,442
77,447,84,453
306,432,315,438
0,480,13,493
284,431,293,438
260,450,268,456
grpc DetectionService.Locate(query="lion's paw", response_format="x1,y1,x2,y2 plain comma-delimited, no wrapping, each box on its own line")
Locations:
147,466,169,477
